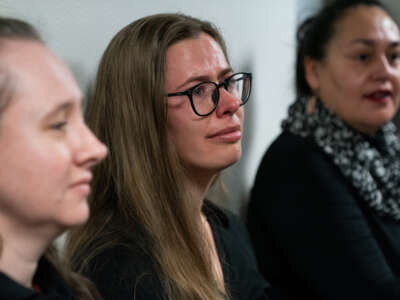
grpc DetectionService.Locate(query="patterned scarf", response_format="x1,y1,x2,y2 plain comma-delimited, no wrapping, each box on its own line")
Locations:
282,97,400,221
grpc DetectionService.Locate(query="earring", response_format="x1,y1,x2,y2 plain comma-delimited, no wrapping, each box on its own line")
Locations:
306,95,317,115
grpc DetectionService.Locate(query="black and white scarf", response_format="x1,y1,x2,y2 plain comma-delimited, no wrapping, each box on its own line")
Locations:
282,97,400,221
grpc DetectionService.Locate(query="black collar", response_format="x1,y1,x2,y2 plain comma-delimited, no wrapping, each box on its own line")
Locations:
203,200,230,228
0,256,74,300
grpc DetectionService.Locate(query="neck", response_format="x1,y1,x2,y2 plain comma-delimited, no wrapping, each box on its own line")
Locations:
184,169,216,214
349,122,378,137
0,217,57,288
186,170,227,291
315,96,380,137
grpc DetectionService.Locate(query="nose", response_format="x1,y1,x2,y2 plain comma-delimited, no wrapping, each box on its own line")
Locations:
215,87,241,118
371,55,396,81
74,123,108,168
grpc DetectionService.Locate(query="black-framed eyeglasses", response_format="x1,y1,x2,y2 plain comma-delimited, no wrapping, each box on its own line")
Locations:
167,72,252,117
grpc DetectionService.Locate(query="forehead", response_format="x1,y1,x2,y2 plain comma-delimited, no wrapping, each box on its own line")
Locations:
332,5,399,45
165,33,228,80
0,39,81,107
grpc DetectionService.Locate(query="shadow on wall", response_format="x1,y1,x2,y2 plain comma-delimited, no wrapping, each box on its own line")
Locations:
208,58,255,216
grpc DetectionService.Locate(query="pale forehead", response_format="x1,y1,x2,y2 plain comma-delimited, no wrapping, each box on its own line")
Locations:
334,6,400,43
0,39,81,102
165,33,228,78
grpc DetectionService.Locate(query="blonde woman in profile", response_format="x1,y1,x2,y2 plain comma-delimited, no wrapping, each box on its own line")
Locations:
66,13,269,300
0,18,107,299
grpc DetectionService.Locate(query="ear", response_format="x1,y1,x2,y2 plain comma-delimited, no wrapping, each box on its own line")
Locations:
304,56,321,92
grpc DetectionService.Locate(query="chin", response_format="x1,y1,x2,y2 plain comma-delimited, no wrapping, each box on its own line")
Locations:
375,106,397,122
61,203,90,228
217,150,242,170
370,114,396,130
229,147,242,162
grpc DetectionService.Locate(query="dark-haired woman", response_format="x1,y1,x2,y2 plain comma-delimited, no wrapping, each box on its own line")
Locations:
0,18,107,300
248,0,400,299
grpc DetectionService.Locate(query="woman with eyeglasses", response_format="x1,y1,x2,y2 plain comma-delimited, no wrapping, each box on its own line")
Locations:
66,13,269,300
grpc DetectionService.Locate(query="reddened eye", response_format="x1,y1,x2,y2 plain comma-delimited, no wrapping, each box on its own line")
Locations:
192,85,206,97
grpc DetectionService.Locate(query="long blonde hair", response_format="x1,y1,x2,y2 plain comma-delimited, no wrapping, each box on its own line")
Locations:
66,13,230,300
0,17,100,300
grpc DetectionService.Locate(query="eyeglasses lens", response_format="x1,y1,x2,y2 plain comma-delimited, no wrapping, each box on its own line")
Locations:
191,73,250,116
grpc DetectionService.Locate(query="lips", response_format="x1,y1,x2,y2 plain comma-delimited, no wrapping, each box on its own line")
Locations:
70,175,93,196
72,175,92,185
207,125,242,142
364,89,393,103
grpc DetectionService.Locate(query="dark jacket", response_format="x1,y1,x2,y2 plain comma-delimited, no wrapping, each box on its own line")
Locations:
0,257,74,300
87,201,270,300
247,131,400,300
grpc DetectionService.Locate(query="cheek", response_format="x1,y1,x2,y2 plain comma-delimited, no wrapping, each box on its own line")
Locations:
167,113,210,166
237,107,244,123
167,103,201,142
393,73,400,98
320,59,360,96
13,140,73,200
28,140,70,170
0,145,69,212
328,68,353,94
321,69,363,112
168,117,200,151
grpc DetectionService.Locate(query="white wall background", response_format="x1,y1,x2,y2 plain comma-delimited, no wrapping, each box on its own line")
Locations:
382,0,400,23
297,0,321,23
0,1,318,213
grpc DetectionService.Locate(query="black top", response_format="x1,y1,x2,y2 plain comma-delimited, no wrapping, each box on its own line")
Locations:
87,201,269,300
247,131,400,300
0,257,74,300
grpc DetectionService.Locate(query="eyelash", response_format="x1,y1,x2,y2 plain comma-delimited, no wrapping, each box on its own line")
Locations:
354,52,400,63
50,121,67,130
359,54,368,61
390,52,400,61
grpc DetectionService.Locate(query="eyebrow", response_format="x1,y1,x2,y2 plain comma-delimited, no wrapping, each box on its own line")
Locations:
175,67,233,90
349,38,400,48
42,100,74,121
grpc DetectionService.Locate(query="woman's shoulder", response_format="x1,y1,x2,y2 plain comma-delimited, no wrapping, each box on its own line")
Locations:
204,201,270,298
87,241,153,280
0,256,74,300
203,200,243,234
265,131,320,161
87,242,163,300
250,129,355,212
204,201,257,263
257,130,337,181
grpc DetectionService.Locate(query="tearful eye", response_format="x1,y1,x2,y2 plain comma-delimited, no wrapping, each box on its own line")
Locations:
192,85,205,97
